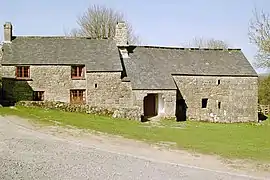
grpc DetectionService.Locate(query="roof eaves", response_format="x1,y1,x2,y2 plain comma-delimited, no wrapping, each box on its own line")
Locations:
133,45,242,51
12,36,112,40
131,88,177,90
86,70,122,73
171,73,258,77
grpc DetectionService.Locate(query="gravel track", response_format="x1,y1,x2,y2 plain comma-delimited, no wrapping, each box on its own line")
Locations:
0,116,268,180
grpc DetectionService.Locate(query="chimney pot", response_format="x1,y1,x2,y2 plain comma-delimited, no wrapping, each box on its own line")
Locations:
4,22,12,42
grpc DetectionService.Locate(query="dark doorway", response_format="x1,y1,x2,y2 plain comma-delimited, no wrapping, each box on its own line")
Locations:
175,89,187,122
176,98,187,121
258,112,268,121
143,94,158,117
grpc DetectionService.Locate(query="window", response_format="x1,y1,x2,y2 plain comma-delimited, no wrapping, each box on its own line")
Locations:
217,79,221,85
33,91,44,101
202,98,208,108
95,83,98,88
71,65,84,79
16,66,30,78
70,90,85,104
218,102,221,109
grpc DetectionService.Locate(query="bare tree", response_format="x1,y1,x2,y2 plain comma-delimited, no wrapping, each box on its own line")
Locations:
67,5,139,44
0,46,2,61
249,8,270,69
0,42,2,61
190,37,229,49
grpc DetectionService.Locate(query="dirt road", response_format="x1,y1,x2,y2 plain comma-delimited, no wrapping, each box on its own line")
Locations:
0,116,269,180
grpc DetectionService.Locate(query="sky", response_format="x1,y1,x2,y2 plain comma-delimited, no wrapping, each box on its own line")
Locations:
1,0,270,73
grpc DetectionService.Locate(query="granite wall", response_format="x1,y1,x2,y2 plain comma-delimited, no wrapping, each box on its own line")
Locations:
173,75,258,123
2,65,85,102
132,90,176,118
86,72,133,108
1,66,133,109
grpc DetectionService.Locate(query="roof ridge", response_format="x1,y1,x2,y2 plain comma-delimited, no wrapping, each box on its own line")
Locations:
135,45,241,51
13,36,111,40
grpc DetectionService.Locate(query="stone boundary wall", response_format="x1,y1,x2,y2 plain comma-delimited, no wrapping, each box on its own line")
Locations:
16,101,142,121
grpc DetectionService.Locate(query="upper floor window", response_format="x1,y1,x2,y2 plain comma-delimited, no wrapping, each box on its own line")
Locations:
71,65,85,79
16,66,30,79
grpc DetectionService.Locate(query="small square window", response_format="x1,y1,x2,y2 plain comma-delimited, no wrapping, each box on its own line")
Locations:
33,91,44,101
71,65,85,79
16,66,30,79
218,102,221,109
217,79,221,85
202,98,208,108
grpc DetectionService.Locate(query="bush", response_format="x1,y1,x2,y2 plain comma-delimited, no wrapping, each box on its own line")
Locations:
258,75,270,105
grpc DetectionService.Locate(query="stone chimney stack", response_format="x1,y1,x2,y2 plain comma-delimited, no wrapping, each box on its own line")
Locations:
4,22,12,42
114,21,128,46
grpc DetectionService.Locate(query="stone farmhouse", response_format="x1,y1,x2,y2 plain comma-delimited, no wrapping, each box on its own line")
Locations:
1,22,258,123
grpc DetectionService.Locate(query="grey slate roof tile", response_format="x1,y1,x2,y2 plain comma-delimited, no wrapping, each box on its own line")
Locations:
124,46,257,90
2,37,258,90
2,36,122,72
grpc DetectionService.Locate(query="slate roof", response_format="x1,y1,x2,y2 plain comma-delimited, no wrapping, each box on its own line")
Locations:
2,36,258,90
124,46,258,90
2,36,122,72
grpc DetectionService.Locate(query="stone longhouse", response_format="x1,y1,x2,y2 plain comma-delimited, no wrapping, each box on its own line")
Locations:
1,22,258,123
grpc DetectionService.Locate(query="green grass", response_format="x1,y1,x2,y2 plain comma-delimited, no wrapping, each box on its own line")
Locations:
0,106,270,162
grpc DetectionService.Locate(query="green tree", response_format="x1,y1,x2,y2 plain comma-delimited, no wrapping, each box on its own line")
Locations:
258,75,270,105
249,8,270,69
0,43,2,61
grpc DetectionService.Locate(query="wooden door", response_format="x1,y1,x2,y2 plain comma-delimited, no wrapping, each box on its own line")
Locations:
144,94,157,117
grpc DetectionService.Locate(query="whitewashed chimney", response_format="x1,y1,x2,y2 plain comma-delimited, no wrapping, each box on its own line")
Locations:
115,22,129,58
4,22,12,43
114,21,128,47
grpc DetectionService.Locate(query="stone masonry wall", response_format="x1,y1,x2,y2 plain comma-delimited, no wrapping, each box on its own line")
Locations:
16,101,141,121
173,76,258,123
2,66,134,110
2,65,86,102
86,72,133,108
133,90,176,118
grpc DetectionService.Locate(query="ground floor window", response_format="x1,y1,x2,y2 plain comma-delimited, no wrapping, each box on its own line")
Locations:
70,89,85,104
202,98,208,108
33,91,44,101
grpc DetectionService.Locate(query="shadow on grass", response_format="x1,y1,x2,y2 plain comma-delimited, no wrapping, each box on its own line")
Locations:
258,112,268,121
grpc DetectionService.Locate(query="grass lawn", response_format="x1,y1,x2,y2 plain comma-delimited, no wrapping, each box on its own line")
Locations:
0,106,269,162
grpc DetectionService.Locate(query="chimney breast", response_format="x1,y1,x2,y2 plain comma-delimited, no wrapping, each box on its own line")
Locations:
4,22,12,42
114,21,128,46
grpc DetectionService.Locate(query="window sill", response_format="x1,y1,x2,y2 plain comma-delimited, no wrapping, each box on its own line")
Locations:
15,77,33,81
71,77,86,80
70,102,86,105
70,99,86,104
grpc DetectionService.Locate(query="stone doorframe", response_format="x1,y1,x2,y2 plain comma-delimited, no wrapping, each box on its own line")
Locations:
132,90,177,119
